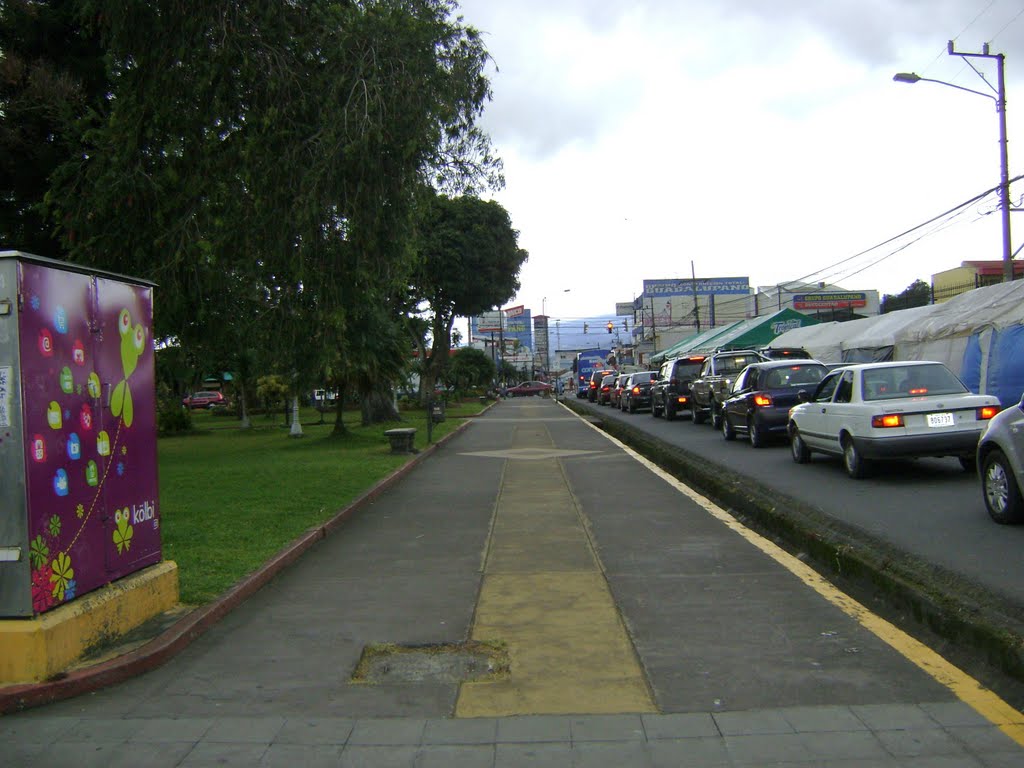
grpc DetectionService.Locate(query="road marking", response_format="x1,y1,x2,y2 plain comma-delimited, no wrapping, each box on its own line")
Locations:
573,408,1024,744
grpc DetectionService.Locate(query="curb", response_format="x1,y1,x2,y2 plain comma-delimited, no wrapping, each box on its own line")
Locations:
0,411,486,715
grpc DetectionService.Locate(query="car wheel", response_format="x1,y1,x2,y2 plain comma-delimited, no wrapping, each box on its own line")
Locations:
692,407,706,425
790,426,810,464
841,435,869,479
959,456,977,473
651,402,661,417
710,402,722,430
722,412,736,441
982,449,1024,524
665,403,676,421
749,417,766,449
629,399,637,414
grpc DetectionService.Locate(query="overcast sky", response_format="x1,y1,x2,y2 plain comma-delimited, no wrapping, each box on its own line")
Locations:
453,0,1024,328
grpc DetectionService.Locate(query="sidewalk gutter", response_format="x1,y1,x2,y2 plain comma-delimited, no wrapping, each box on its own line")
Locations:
0,406,492,715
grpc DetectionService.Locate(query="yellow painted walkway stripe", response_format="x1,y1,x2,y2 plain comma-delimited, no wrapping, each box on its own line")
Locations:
456,421,655,716
577,410,1024,745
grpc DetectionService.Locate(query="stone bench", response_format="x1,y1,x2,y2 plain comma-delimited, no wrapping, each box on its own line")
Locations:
384,428,417,454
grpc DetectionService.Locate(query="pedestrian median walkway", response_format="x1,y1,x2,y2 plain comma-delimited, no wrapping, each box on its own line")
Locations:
457,412,655,715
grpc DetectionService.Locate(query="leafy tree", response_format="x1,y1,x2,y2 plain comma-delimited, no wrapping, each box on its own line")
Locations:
881,279,932,314
412,192,528,401
448,347,495,392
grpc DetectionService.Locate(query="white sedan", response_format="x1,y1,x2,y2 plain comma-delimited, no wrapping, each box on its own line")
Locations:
787,361,1001,479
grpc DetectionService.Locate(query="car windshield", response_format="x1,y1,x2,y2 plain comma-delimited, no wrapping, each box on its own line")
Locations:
761,364,827,389
861,363,969,401
672,361,704,378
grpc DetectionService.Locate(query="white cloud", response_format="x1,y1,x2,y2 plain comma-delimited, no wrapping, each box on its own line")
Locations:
455,0,1024,325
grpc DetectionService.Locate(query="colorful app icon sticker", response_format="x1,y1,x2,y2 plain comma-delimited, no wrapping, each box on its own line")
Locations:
60,366,74,394
87,372,101,399
38,328,54,357
96,430,110,456
53,469,69,496
53,306,68,334
31,435,46,463
47,401,62,430
79,403,93,431
85,460,99,487
72,340,86,366
67,433,81,460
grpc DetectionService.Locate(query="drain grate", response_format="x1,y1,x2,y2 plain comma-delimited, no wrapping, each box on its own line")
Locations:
351,640,509,684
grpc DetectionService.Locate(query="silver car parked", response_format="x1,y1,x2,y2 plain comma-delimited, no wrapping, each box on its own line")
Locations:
978,394,1024,524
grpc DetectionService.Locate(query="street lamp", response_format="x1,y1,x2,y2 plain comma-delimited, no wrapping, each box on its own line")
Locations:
894,41,1013,283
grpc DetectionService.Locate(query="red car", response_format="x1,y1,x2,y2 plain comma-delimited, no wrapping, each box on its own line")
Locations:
182,391,228,409
508,381,552,397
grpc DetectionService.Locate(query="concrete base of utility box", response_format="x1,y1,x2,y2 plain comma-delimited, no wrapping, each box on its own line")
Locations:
0,560,179,685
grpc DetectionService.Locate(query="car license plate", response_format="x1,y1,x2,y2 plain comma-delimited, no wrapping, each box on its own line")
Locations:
927,412,955,428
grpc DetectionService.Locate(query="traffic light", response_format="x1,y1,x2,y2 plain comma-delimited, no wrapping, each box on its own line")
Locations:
606,321,613,334
583,323,588,333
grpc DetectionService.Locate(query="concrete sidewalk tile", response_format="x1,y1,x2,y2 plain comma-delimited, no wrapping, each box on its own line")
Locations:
496,715,573,743
348,717,426,745
338,745,418,767
723,732,815,764
417,744,496,768
851,703,938,731
258,743,343,767
570,714,646,742
495,742,573,766
274,716,355,745
873,727,971,758
641,712,720,740
798,729,889,760
713,708,794,736
8,741,50,768
947,724,1024,754
572,740,653,767
203,715,286,743
0,714,80,741
779,704,868,733
178,741,269,766
102,741,196,768
128,716,214,743
423,716,498,744
38,740,147,768
919,701,994,727
62,716,133,742
647,737,731,768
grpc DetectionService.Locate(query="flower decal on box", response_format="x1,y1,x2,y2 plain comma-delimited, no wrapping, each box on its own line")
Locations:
29,535,50,569
50,551,74,601
31,565,54,612
113,508,133,554
48,514,62,537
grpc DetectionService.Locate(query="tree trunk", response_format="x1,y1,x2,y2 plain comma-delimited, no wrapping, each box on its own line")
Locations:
361,385,401,426
239,388,251,430
289,395,304,438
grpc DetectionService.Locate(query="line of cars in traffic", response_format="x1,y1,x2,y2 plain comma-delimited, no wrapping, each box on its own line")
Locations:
580,345,1024,525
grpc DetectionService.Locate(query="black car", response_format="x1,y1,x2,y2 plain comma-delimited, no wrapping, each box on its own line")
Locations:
597,373,617,405
587,369,614,402
720,359,829,447
651,356,706,420
620,371,658,413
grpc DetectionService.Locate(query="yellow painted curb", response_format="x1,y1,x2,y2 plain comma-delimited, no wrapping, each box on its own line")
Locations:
0,561,179,685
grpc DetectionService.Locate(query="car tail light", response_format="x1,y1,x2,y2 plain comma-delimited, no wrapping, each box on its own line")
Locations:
753,394,773,407
909,387,929,395
871,414,904,428
977,406,999,420
676,396,688,405
632,386,640,395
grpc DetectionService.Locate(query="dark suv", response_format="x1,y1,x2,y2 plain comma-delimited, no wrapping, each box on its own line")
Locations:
587,369,615,402
620,371,658,413
651,356,706,420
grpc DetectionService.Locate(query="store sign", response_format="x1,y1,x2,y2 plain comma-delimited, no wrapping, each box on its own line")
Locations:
792,292,867,309
643,277,750,296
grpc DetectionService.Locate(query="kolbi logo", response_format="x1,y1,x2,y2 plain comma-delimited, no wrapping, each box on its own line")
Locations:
131,500,157,525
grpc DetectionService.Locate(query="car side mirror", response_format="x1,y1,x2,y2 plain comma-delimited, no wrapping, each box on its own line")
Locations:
796,389,810,403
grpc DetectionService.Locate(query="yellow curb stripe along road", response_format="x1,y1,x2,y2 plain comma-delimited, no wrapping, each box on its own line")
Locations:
456,417,655,717
570,407,1024,745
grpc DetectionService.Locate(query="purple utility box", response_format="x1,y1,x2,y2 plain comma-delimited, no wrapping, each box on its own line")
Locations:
0,251,160,617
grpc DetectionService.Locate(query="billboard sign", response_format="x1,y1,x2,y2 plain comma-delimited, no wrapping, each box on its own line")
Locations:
792,292,867,310
643,277,750,297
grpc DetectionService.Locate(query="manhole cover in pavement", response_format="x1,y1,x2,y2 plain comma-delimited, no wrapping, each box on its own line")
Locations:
351,641,509,684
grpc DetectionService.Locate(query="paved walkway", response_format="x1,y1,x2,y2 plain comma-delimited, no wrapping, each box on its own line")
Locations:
4,398,1024,766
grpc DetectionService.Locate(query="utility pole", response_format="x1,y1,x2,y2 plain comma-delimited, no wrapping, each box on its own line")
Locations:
947,42,1013,283
690,261,701,334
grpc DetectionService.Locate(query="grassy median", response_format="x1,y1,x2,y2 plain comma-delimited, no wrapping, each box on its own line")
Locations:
158,401,487,604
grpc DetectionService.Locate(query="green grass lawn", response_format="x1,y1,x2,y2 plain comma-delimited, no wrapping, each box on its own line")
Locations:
159,401,486,604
